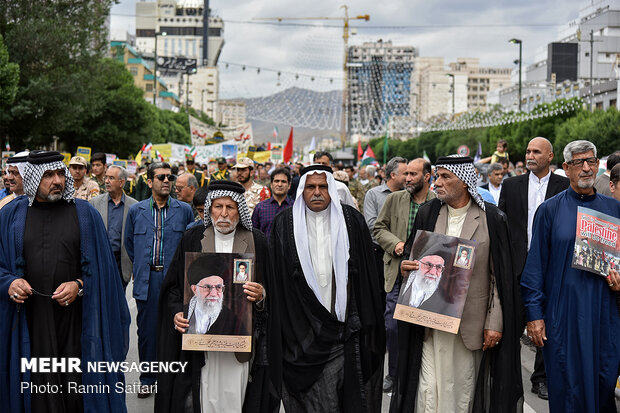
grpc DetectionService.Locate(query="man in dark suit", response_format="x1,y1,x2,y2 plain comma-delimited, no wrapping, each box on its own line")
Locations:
498,136,570,400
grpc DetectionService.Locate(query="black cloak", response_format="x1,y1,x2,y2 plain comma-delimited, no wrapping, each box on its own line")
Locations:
155,225,281,413
389,199,523,413
270,204,386,412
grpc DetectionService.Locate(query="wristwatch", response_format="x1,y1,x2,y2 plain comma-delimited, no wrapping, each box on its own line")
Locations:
74,280,84,297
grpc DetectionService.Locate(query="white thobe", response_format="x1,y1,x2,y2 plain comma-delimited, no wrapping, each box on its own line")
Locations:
416,200,482,413
199,227,250,413
305,207,334,311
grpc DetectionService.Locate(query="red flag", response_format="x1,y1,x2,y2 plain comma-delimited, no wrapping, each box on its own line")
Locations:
283,127,293,163
357,139,363,160
365,144,377,159
267,141,272,150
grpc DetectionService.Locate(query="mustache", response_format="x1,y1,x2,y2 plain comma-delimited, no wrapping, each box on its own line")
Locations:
579,171,594,178
310,195,325,202
50,184,63,192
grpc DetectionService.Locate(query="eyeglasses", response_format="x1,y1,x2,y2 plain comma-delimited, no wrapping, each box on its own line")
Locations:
420,261,445,272
155,174,176,182
196,284,225,292
566,157,597,167
175,185,186,191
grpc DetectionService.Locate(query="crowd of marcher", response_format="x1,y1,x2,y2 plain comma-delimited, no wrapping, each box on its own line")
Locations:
0,138,618,413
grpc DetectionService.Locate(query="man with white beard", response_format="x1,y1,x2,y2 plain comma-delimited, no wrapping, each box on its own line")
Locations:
398,254,445,308
156,180,281,413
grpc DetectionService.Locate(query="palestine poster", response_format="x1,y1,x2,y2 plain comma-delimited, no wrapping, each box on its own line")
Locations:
571,206,620,277
394,230,477,334
182,252,254,352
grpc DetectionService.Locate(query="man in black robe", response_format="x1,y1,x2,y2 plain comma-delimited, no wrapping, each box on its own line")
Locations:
270,165,385,412
156,180,281,413
0,150,130,413
390,156,522,413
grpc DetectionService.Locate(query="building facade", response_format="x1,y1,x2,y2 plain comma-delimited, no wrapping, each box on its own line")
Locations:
217,100,246,126
347,40,417,138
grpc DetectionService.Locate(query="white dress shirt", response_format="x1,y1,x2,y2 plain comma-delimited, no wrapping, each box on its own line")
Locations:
527,171,551,250
488,183,502,205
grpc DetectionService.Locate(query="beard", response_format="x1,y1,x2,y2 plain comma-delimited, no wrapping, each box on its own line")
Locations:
38,185,64,202
410,268,441,297
214,216,239,234
405,179,424,194
577,171,595,189
198,296,223,319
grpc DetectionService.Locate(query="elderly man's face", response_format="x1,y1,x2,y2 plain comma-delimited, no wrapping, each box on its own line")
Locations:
175,173,196,203
210,196,239,234
525,137,553,175
7,166,23,194
192,275,224,305
239,264,246,272
563,150,598,191
303,172,331,212
434,167,468,206
489,169,504,187
37,168,66,202
419,255,445,283
104,167,125,194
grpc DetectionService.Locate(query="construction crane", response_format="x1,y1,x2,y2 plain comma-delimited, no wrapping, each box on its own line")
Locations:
254,5,370,148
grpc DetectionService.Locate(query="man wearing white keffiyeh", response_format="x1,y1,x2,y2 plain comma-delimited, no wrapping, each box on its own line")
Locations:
271,164,386,413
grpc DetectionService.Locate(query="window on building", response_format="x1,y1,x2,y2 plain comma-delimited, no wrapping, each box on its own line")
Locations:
146,84,153,92
130,67,138,76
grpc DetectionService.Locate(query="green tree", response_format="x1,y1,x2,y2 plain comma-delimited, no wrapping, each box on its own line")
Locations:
0,0,115,148
555,107,620,161
0,33,19,137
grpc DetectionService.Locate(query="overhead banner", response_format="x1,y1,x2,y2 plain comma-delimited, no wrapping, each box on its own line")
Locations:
189,115,254,153
149,142,238,165
156,56,197,74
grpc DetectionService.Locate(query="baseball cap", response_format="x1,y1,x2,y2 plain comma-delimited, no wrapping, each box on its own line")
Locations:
232,157,254,169
69,156,88,167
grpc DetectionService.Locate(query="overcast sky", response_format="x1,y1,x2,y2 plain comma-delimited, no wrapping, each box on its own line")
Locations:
110,0,588,98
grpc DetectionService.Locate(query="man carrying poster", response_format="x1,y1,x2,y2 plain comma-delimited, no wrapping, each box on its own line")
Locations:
521,140,620,412
390,155,522,413
156,181,281,413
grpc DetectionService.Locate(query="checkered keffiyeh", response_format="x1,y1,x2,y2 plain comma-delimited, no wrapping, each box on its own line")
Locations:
435,155,485,211
204,189,253,231
23,161,75,206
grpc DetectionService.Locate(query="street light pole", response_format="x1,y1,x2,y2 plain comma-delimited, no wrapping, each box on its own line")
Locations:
447,73,455,117
153,31,167,108
509,38,522,112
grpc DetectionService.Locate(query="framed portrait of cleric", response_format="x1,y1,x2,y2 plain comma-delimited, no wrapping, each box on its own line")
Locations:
181,252,254,352
233,258,252,284
394,230,477,334
453,244,474,270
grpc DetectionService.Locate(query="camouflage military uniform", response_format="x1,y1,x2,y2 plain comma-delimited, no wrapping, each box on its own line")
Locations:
74,177,100,201
244,181,271,214
92,174,106,194
348,179,366,214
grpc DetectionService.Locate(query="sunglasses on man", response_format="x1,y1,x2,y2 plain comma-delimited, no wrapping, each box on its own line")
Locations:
155,174,177,182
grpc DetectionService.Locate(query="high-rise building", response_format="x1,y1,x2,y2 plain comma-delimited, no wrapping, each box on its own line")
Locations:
134,0,224,115
217,100,246,127
347,40,417,138
413,57,510,122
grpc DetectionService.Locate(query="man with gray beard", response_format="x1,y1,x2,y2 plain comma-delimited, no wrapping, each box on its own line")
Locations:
398,254,444,308
157,180,280,413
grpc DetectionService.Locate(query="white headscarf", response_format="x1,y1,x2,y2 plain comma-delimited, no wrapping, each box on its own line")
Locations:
7,151,29,177
293,168,350,321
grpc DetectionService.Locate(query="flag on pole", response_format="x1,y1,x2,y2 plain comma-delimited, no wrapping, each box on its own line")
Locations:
135,149,143,166
273,126,279,138
267,142,272,151
383,119,390,164
357,139,363,161
473,141,482,163
283,127,293,163
5,142,10,151
422,150,431,163
155,150,164,162
361,145,379,166
144,142,153,153
189,146,198,158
